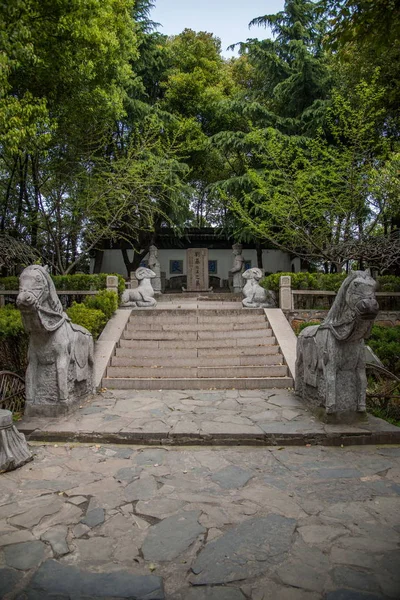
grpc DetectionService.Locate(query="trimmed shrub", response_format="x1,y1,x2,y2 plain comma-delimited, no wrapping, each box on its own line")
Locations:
368,325,400,375
66,303,107,340
0,273,126,300
260,272,400,294
0,306,28,375
84,290,118,321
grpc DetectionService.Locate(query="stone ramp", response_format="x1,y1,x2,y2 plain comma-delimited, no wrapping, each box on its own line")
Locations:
102,308,293,390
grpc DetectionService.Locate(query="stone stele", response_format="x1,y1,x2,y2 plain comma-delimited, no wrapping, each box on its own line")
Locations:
0,409,32,472
242,267,276,308
295,270,379,418
121,267,157,307
17,265,94,418
186,248,209,292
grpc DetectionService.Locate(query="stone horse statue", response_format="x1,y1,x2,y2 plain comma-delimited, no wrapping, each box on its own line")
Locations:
17,265,94,417
295,271,379,416
121,267,157,307
242,268,276,308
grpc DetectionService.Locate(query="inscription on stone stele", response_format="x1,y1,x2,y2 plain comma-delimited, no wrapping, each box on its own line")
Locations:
187,248,209,291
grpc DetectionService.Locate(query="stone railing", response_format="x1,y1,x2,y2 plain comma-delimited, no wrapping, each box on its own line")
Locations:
279,275,400,313
0,275,119,308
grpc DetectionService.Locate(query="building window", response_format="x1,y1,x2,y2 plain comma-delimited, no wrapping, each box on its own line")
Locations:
170,260,183,275
208,260,218,274
244,260,252,270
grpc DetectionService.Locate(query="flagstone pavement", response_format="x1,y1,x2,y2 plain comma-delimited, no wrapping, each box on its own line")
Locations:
1,439,400,599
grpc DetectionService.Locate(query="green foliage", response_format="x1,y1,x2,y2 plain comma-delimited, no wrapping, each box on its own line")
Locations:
84,290,118,321
261,272,400,294
0,277,19,290
0,306,28,374
295,320,322,335
260,272,348,293
0,306,24,339
368,326,400,375
66,304,106,340
0,273,126,298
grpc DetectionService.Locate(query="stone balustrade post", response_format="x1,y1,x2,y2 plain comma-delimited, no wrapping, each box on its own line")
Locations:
279,275,293,310
106,275,119,295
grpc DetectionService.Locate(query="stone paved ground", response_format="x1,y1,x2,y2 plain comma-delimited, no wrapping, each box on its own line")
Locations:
19,389,400,446
1,441,400,599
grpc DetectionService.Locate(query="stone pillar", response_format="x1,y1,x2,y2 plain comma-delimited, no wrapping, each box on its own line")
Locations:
279,275,293,310
106,275,119,295
0,410,32,472
129,272,139,289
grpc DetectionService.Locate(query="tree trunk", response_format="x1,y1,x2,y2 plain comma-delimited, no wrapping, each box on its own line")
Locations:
121,247,149,278
256,241,263,269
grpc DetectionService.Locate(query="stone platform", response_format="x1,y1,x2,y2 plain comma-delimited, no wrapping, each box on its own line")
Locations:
18,389,400,446
1,442,400,599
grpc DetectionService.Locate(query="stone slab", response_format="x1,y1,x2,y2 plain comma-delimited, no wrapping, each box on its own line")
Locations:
94,309,132,388
142,510,206,561
22,559,165,599
264,308,297,379
191,514,296,584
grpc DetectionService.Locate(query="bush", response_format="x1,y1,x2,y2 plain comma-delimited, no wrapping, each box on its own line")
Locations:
0,272,126,300
84,290,118,321
0,306,28,374
260,272,400,294
66,303,107,340
368,325,400,375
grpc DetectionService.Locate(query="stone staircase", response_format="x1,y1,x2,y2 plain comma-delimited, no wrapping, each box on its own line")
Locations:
103,308,293,390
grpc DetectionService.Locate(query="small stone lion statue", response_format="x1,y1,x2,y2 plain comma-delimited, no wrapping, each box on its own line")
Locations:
121,267,157,307
242,268,276,308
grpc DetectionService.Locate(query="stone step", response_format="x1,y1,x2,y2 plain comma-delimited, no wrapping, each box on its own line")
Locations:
130,308,265,317
110,354,284,367
115,344,281,358
118,336,276,349
122,329,272,341
129,314,266,325
127,320,268,331
102,376,294,390
106,365,288,378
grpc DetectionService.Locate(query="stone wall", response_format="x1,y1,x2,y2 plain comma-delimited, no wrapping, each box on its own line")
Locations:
285,309,400,332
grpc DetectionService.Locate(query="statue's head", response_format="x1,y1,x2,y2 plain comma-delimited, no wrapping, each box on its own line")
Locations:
242,267,263,281
149,245,158,257
232,243,242,255
135,267,156,281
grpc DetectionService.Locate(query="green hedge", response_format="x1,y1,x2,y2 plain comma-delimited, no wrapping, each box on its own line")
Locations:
368,325,400,375
0,273,126,299
260,272,400,293
66,303,107,339
83,289,118,321
0,306,28,375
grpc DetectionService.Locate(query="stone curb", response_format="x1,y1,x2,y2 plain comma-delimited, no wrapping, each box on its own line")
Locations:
20,427,400,447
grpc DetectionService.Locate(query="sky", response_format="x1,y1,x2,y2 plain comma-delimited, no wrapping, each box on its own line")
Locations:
150,0,285,57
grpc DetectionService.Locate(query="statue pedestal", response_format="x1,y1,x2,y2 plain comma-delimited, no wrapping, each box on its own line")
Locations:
0,410,32,472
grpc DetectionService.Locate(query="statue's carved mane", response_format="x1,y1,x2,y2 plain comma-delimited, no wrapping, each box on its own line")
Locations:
28,265,64,315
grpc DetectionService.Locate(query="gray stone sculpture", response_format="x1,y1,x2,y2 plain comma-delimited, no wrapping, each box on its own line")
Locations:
242,268,276,308
17,265,94,417
230,243,245,294
295,271,379,418
148,245,162,295
0,409,32,472
121,267,157,307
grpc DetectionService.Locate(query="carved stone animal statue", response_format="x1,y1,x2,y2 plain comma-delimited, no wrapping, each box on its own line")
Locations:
121,267,157,307
242,268,276,308
16,265,94,417
295,271,379,416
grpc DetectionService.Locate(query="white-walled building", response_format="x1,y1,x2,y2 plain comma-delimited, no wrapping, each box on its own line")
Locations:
91,228,301,288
